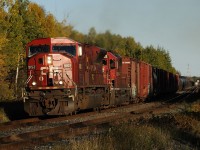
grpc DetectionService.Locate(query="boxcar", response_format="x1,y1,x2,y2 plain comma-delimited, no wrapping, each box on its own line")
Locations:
137,61,153,100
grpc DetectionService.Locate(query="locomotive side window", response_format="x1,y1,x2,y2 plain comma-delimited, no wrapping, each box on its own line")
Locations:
110,59,115,69
29,45,50,56
38,58,43,64
53,45,76,56
102,59,107,65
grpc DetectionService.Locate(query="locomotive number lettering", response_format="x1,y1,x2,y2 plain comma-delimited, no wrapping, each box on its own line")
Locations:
28,65,35,70
40,67,48,75
39,76,44,81
64,63,71,68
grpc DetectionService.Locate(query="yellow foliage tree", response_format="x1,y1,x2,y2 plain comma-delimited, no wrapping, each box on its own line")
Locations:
0,34,13,100
0,33,8,77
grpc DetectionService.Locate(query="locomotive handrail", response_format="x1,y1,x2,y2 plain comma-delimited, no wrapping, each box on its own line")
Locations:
52,71,64,83
66,73,77,97
26,70,33,84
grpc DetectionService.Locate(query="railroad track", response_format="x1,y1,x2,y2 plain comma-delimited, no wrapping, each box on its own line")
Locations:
0,87,198,149
162,86,198,104
0,102,158,137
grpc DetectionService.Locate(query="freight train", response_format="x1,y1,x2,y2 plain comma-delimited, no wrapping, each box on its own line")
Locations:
23,37,187,116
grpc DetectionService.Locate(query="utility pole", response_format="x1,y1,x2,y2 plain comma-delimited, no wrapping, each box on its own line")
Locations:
187,64,191,77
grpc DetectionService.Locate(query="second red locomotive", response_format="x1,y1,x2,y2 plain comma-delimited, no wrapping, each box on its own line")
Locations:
23,37,179,116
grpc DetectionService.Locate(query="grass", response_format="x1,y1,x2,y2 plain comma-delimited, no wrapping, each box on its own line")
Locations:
174,114,200,133
189,101,200,112
52,124,172,150
175,100,200,135
147,99,200,149
52,100,200,150
52,135,113,150
110,124,171,150
1,94,200,149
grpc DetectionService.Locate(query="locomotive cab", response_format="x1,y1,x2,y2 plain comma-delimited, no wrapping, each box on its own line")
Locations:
24,38,81,116
102,52,121,87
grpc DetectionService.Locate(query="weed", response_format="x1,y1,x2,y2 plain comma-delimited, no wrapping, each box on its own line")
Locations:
52,135,114,150
110,124,170,150
0,108,9,123
52,124,171,150
190,102,200,112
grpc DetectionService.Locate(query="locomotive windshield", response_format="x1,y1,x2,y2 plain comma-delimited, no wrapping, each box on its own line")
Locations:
29,45,50,56
52,45,76,56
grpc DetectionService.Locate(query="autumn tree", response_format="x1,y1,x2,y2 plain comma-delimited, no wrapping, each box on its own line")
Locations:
0,34,14,100
0,0,14,100
85,27,97,45
69,30,85,43
84,27,176,73
0,0,178,100
142,46,176,73
3,0,26,68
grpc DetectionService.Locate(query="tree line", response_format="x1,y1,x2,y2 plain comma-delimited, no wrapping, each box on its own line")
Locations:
0,0,177,100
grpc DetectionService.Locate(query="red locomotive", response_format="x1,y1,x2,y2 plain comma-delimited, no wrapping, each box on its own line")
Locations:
23,37,179,116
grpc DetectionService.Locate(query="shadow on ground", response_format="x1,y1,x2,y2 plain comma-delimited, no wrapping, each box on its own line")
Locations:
0,100,29,121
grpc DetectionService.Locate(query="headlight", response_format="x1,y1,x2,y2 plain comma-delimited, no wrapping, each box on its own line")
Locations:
59,80,63,85
32,81,36,86
47,56,52,64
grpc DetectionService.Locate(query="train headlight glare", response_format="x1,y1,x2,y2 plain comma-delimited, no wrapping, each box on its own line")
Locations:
59,80,63,85
47,56,52,64
32,81,36,86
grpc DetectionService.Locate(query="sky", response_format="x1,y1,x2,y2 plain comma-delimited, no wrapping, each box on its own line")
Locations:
30,0,200,76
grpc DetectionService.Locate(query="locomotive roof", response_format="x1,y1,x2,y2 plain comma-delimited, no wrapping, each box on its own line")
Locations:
27,37,81,46
108,51,121,59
